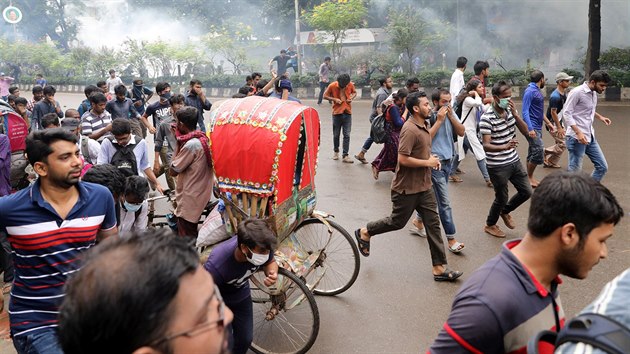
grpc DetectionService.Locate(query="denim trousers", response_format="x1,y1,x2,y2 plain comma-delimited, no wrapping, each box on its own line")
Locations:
332,113,352,156
566,135,608,182
431,159,456,237
13,328,64,354
227,295,253,354
367,189,447,266
526,129,544,165
486,161,532,226
317,81,327,104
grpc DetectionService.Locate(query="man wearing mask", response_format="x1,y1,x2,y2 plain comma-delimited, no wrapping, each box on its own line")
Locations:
184,79,212,133
204,219,278,354
131,79,153,137
521,70,546,188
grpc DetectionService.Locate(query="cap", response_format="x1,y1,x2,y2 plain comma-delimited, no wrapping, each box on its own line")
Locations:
61,118,80,131
555,72,574,82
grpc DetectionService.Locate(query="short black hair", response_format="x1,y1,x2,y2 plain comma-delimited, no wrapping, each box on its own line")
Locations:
175,106,198,130
32,85,43,94
473,60,490,75
589,70,612,84
65,108,80,119
530,70,544,83
169,93,185,106
237,218,277,252
96,81,107,88
238,85,254,95
82,164,126,197
232,93,247,98
392,88,408,101
256,79,268,91
251,72,262,80
58,230,199,354
14,97,27,106
406,77,420,88
25,128,78,165
132,78,143,85
155,82,170,94
245,75,253,83
491,80,511,97
114,84,127,96
109,69,115,74
190,79,202,87
8,86,19,95
405,91,427,112
89,92,107,105
43,85,56,96
111,118,131,136
324,56,331,61
528,172,623,246
42,113,60,128
456,56,468,69
84,85,100,98
280,49,287,54
7,95,16,104
125,175,150,199
431,88,451,104
378,76,390,87
337,74,350,89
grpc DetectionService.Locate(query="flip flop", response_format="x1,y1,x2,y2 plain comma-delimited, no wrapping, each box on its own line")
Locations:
434,269,463,282
448,242,465,254
354,229,370,257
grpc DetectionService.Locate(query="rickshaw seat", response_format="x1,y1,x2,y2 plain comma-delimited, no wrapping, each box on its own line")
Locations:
221,192,270,235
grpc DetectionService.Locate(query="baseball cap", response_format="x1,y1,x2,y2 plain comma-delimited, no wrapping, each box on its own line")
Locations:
61,118,80,131
555,72,574,82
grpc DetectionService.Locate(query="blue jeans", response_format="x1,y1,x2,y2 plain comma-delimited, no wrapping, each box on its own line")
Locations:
318,82,327,104
361,136,374,153
13,328,63,354
526,129,544,165
416,159,456,240
332,113,352,156
227,296,253,354
197,114,206,133
566,135,608,182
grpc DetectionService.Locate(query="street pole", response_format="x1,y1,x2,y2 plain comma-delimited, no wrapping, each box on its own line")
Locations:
456,0,460,56
294,0,302,75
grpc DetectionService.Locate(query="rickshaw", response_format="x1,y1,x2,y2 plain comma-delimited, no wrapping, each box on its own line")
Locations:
208,96,360,354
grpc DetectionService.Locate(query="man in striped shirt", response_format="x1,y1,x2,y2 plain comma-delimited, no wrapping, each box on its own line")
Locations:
0,128,118,353
80,92,112,142
479,81,532,238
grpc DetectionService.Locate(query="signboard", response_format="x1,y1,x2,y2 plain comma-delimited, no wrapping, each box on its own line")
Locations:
299,28,377,45
3,6,22,24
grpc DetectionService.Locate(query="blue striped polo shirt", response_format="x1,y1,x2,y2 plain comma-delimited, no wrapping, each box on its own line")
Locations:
430,240,565,354
0,180,116,337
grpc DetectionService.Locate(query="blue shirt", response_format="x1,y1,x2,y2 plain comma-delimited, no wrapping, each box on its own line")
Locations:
0,181,116,337
429,111,456,161
430,240,564,354
77,99,91,118
184,92,212,130
97,135,151,176
105,97,141,120
522,82,545,131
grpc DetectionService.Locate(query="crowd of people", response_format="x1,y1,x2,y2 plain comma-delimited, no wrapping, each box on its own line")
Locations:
0,51,625,354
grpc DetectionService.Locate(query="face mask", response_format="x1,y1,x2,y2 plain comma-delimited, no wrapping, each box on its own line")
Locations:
160,92,172,101
245,247,269,266
123,200,142,213
498,98,510,109
134,83,143,88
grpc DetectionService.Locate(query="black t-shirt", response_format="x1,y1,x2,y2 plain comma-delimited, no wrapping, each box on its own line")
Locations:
145,101,172,128
273,55,290,74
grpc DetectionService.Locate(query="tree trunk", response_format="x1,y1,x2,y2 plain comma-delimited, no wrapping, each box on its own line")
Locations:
584,0,601,77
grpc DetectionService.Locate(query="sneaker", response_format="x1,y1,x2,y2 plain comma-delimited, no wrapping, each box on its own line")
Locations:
500,213,515,229
484,224,506,238
449,175,463,183
332,152,339,160
409,226,427,238
342,156,354,163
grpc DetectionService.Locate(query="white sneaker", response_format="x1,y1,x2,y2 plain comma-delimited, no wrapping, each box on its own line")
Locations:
409,227,427,238
342,156,354,163
332,152,339,160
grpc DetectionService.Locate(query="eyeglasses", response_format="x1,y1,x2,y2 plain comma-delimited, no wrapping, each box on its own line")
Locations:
150,285,225,346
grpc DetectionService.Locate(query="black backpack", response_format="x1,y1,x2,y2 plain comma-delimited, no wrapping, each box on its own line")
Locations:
527,313,630,354
109,137,138,176
370,106,392,144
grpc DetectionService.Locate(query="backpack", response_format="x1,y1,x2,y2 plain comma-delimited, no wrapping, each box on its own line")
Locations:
370,105,392,144
80,137,92,165
109,137,138,176
453,88,466,118
527,313,630,354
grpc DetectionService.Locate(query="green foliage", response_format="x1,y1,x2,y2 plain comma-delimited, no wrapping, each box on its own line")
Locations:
305,0,367,61
598,47,630,86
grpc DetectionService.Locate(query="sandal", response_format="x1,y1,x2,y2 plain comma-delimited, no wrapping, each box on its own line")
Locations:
448,242,465,254
372,165,379,180
434,269,463,282
354,229,370,257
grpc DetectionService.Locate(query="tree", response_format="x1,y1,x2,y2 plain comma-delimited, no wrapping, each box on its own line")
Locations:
584,0,601,77
305,0,367,61
121,39,150,78
385,9,451,74
262,0,324,41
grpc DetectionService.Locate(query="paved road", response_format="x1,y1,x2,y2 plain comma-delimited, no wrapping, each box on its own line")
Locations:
1,93,628,353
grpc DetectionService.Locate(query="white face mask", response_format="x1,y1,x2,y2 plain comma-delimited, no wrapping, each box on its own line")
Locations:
245,247,269,266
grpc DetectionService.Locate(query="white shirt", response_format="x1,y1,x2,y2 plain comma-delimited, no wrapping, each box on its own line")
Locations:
119,201,148,232
449,69,465,105
77,135,101,164
106,76,123,94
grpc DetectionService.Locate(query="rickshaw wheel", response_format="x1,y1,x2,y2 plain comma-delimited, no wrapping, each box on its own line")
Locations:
295,218,360,296
250,267,320,354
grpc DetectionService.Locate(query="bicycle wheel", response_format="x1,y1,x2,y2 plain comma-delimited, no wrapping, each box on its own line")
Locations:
295,218,360,296
250,267,319,354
